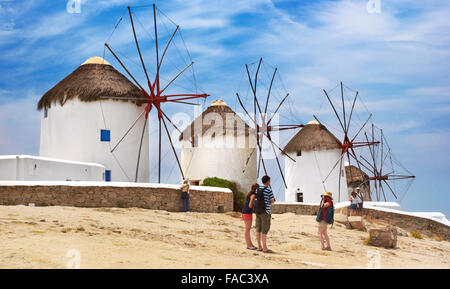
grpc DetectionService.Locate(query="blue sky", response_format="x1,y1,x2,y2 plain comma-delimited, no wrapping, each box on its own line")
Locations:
0,0,449,216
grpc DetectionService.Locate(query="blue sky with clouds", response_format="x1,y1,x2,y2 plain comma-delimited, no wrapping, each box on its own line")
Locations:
0,0,449,215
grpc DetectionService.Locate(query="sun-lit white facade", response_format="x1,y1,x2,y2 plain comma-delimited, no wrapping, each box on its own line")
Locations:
180,100,257,191
38,57,149,182
284,121,348,204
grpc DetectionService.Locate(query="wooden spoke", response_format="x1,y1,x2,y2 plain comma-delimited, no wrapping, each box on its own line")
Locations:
111,109,146,152
135,116,148,182
161,117,185,180
128,6,151,85
267,93,289,125
104,44,145,92
323,89,346,133
346,91,358,134
159,61,194,94
264,68,277,114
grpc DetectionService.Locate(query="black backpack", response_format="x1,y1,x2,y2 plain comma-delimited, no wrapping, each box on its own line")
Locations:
252,187,266,214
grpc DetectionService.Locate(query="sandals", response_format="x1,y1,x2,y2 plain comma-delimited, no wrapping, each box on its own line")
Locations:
247,246,257,250
254,247,274,253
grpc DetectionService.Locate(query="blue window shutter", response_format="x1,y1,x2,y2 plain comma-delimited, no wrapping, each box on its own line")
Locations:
105,170,111,182
101,129,110,142
44,108,48,118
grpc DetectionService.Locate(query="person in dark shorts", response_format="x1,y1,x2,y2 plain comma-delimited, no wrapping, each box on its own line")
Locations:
349,192,358,216
255,175,275,253
180,179,190,212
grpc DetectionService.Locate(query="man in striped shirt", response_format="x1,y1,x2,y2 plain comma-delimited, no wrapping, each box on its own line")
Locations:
255,175,275,253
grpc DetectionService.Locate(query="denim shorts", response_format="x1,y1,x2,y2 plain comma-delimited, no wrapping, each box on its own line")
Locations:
349,204,358,210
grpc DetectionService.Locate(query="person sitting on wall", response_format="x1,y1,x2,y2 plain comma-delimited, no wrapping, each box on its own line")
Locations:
181,179,190,212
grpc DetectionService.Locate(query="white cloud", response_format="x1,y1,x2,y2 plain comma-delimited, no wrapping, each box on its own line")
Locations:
25,11,87,39
0,92,40,155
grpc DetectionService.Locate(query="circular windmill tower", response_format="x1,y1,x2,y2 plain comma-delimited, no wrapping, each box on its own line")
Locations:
179,99,257,191
283,120,348,203
38,56,149,182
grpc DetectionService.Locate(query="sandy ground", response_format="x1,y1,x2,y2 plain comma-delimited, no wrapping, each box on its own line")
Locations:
0,205,448,269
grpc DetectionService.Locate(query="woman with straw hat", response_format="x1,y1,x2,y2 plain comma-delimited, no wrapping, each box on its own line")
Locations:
316,192,334,251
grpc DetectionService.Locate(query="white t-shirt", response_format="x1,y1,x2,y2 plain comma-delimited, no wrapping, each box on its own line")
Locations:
351,196,358,205
355,192,363,204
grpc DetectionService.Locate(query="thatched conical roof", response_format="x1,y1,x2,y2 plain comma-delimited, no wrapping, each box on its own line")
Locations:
283,120,341,153
179,99,252,141
37,56,146,110
345,165,369,184
345,164,371,201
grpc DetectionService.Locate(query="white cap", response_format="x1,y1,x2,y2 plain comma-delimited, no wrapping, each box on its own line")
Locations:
81,56,111,66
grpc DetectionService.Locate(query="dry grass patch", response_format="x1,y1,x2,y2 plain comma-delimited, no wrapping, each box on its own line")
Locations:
410,231,423,239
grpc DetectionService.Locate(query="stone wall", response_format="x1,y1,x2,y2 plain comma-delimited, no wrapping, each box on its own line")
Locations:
272,202,450,241
271,202,319,215
335,206,450,241
0,182,233,213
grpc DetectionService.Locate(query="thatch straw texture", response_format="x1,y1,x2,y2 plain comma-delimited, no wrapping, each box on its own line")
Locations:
179,104,252,141
346,164,371,200
345,165,369,184
283,123,341,153
37,63,146,110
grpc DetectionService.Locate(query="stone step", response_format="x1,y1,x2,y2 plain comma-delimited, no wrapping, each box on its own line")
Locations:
348,216,366,231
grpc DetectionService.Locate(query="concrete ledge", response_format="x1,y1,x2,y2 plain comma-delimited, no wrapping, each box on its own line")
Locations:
273,202,450,241
335,206,449,241
0,181,232,192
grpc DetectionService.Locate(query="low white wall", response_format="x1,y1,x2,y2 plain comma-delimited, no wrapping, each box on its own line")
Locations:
334,201,449,227
0,155,105,181
0,180,231,192
363,201,402,211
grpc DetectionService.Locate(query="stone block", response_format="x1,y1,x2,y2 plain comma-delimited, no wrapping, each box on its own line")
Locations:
369,227,397,248
334,213,348,225
348,216,366,231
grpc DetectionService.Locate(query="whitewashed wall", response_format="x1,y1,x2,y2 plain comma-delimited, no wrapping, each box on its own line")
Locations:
181,134,257,192
284,149,348,203
39,99,149,182
0,155,104,181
